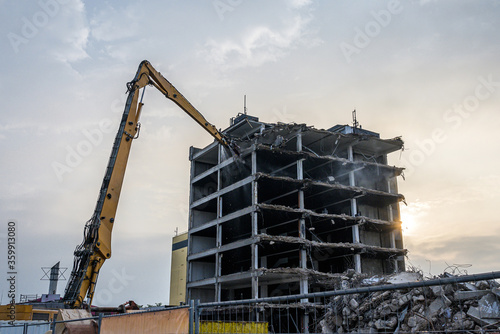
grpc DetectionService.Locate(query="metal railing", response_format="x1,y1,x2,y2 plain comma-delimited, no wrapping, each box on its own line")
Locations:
2,271,500,334
195,271,500,334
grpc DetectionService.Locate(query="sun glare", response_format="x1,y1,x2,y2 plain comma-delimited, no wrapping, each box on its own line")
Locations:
400,208,417,235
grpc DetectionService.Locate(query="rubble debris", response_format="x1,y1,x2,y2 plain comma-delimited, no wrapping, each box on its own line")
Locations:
387,272,422,285
257,203,400,228
467,294,500,326
255,143,405,177
259,233,407,256
454,290,490,301
321,271,500,333
255,172,406,204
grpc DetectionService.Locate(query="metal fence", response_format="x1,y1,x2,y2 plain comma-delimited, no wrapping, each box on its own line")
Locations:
0,321,50,334
0,316,98,334
195,271,500,334
2,271,500,334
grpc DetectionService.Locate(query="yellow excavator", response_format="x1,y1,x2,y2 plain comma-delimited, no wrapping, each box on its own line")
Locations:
63,60,239,308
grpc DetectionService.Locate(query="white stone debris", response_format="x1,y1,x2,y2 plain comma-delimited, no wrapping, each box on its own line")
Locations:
321,271,500,333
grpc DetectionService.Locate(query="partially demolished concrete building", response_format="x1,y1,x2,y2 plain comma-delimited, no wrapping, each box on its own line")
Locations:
186,114,406,303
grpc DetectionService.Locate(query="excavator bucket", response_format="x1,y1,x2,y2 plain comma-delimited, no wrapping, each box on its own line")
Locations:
50,309,97,334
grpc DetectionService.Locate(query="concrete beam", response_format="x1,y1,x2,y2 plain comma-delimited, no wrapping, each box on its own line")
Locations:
257,203,400,228
218,271,253,284
188,237,258,261
255,144,404,177
189,206,255,235
186,277,217,288
190,141,218,161
190,175,255,209
255,173,404,205
258,234,407,256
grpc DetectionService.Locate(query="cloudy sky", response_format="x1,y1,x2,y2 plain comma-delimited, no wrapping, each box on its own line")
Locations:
1,0,500,307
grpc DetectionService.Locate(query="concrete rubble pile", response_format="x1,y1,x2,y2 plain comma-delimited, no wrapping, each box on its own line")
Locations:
320,270,500,333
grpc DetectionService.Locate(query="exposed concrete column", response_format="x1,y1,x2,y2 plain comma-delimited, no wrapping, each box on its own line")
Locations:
217,145,222,218
215,223,222,302
297,133,309,334
215,145,223,301
251,149,258,236
187,148,196,301
348,145,362,273
189,149,196,230
251,150,259,301
387,177,398,273
260,251,268,298
296,134,307,276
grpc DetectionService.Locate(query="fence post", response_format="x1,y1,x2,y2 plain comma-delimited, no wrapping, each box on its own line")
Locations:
23,322,28,334
195,300,200,334
51,316,57,333
97,313,103,334
189,300,194,334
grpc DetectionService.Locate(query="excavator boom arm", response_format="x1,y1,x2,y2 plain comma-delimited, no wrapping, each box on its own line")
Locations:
63,60,236,308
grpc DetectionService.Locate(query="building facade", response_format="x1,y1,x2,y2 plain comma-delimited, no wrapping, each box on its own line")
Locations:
169,232,188,306
186,114,406,304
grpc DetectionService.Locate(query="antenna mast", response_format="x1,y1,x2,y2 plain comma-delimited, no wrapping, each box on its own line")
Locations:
352,109,359,128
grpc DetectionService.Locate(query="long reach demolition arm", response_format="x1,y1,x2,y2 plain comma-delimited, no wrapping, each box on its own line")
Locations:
63,60,238,308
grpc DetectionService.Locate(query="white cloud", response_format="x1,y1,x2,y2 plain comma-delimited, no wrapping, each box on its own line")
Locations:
416,0,437,5
0,183,37,200
49,0,90,64
425,175,500,205
401,199,431,216
90,3,143,42
141,125,173,141
0,122,51,137
201,6,319,70
406,230,500,275
53,26,90,63
289,0,312,9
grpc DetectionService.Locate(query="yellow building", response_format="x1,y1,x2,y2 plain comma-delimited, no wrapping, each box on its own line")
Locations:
169,232,188,305
0,305,58,321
